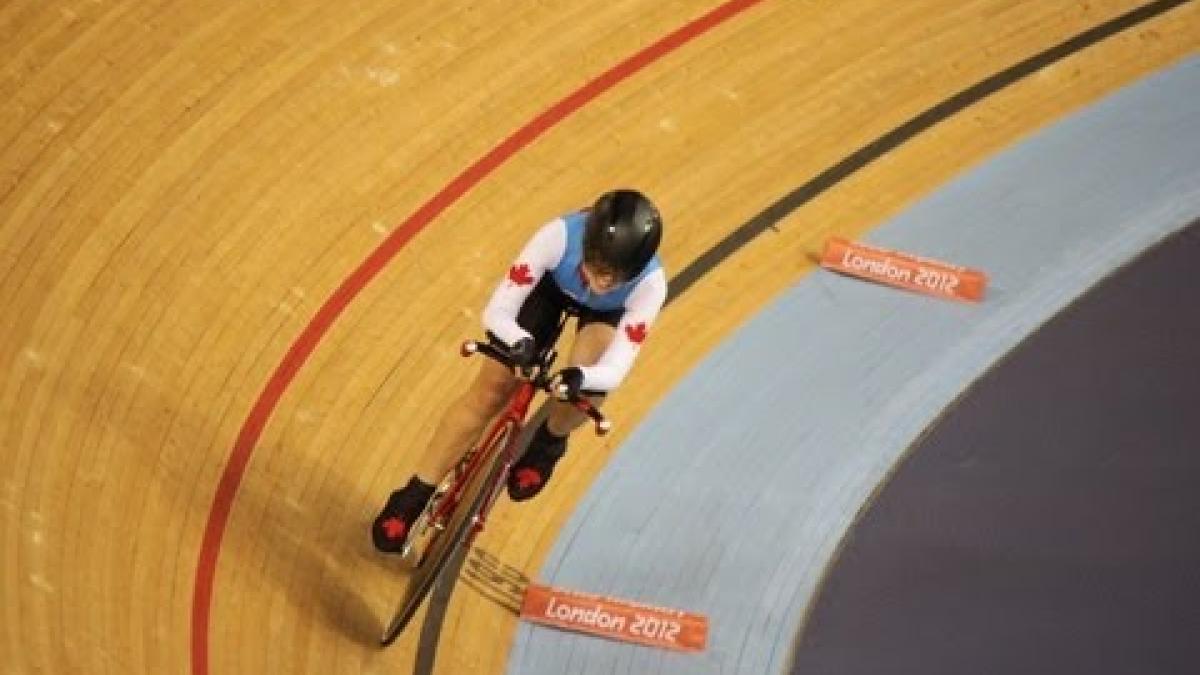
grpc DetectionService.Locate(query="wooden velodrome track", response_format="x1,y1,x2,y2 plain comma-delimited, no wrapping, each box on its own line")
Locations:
2,1,1197,673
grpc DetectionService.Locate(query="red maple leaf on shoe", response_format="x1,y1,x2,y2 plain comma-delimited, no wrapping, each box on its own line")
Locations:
625,322,648,344
508,264,535,286
382,517,407,540
515,468,542,490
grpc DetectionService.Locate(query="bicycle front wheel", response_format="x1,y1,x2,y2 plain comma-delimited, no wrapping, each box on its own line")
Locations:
379,420,515,646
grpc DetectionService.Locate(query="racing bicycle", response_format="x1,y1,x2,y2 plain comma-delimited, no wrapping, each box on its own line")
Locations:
380,312,610,646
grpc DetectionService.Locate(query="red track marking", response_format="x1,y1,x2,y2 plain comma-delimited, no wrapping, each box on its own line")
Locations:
190,1,766,672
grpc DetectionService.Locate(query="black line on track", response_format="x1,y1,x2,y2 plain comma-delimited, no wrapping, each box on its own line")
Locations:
409,0,1192,671
667,0,1193,304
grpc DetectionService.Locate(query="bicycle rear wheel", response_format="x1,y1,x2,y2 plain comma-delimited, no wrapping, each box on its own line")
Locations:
379,421,515,646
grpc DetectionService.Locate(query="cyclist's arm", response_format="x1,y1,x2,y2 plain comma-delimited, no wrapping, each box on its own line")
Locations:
578,267,668,392
481,218,566,345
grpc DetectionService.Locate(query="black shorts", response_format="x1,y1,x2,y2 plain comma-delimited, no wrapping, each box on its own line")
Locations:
508,275,623,354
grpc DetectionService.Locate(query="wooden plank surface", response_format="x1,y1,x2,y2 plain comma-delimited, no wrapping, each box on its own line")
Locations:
1,1,1196,672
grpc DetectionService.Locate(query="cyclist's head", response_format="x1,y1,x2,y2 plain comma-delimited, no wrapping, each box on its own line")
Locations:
583,189,662,283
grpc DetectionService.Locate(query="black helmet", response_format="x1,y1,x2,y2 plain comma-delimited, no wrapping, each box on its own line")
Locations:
583,189,662,281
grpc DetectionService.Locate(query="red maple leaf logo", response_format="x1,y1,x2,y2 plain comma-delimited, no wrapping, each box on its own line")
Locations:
508,263,534,286
382,517,406,540
625,322,648,344
515,468,542,490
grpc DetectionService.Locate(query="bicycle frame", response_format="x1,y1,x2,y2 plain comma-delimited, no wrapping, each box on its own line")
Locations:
433,345,608,538
404,314,610,562
424,378,535,545
381,313,611,645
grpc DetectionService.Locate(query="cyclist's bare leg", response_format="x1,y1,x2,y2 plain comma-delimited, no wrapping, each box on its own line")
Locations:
413,357,516,485
546,321,616,434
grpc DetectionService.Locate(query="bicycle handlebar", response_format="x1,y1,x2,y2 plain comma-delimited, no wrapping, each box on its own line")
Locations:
461,340,612,436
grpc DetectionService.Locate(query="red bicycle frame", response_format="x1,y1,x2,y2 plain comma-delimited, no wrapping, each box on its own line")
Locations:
425,339,608,544
380,326,610,645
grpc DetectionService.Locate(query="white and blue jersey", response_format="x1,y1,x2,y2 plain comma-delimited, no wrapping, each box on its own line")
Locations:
547,212,663,312
483,212,668,392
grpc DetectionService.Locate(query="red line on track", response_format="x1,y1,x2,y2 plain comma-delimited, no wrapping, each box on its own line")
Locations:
190,1,765,672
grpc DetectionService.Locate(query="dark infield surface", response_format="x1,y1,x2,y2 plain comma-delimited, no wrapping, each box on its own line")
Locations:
789,218,1200,675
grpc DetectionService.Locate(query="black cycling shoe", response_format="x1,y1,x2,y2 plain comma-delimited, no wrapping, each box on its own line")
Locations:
507,422,567,502
372,477,436,553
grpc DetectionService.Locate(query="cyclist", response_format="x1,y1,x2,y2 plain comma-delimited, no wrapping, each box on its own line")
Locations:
372,189,668,553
